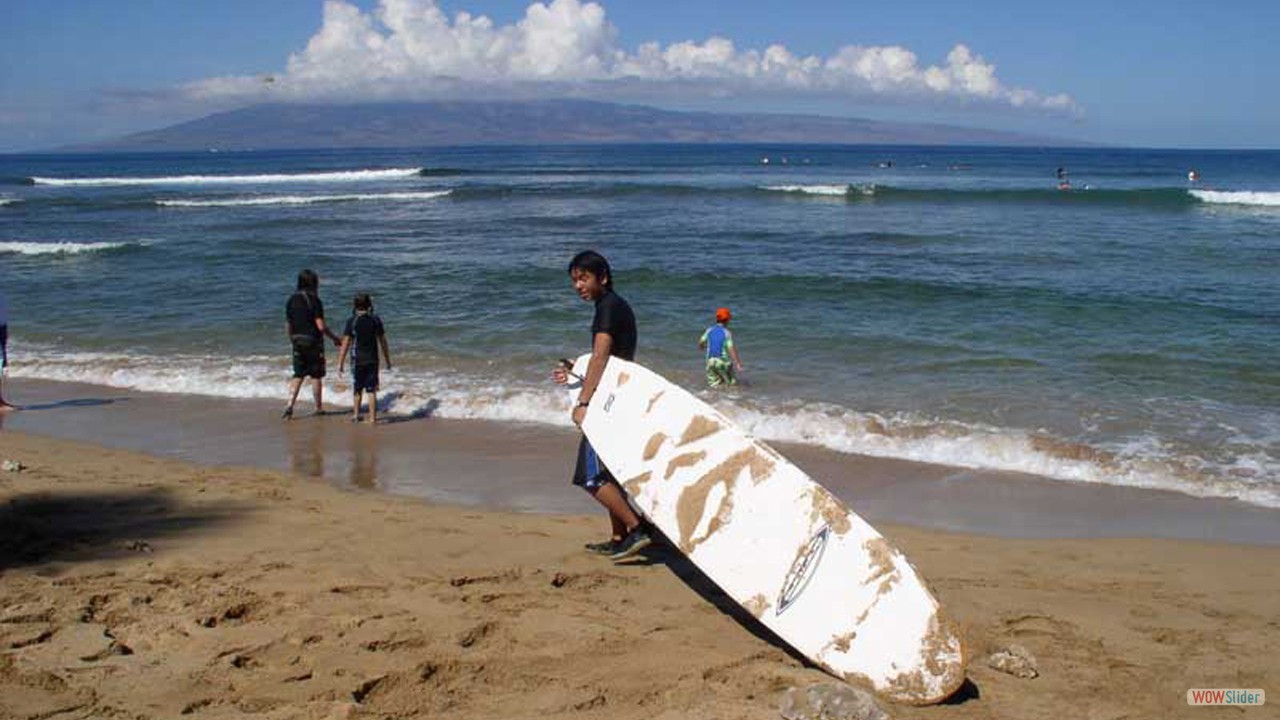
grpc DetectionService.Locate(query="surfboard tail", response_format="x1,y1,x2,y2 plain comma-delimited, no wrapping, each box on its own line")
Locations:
843,612,966,705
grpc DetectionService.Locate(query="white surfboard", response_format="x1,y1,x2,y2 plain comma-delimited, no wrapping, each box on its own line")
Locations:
565,354,965,704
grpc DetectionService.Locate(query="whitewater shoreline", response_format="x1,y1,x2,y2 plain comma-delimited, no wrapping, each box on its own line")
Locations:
5,335,1274,509
3,377,1278,546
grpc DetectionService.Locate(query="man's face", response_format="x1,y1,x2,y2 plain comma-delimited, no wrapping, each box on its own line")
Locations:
570,268,606,302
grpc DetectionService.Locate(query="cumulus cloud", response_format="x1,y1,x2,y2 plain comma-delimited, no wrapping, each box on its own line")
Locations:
185,0,1077,114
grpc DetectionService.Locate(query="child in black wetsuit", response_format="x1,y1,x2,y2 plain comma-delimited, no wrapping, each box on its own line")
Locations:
338,293,392,424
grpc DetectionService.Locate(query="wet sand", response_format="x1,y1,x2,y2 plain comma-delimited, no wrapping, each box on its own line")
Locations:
1,431,1277,719
4,378,1279,545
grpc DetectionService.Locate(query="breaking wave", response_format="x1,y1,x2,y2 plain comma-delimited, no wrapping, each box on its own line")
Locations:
759,184,852,196
0,240,149,256
156,190,452,207
1190,190,1280,207
29,167,425,186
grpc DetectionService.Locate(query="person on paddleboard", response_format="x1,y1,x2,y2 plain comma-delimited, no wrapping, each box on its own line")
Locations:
551,250,652,561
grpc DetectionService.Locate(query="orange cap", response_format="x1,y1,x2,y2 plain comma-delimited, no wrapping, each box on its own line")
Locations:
715,307,732,323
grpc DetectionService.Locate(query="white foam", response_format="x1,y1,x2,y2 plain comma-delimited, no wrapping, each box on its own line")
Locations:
0,240,144,255
30,168,424,187
714,399,1280,509
9,346,1278,509
156,190,451,207
0,198,20,206
760,184,850,196
7,348,576,427
1190,190,1280,207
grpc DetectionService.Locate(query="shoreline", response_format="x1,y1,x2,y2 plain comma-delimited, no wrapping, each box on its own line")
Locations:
2,432,1277,719
3,377,1279,546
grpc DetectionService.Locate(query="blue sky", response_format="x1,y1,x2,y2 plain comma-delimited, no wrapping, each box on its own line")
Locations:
1,0,1275,151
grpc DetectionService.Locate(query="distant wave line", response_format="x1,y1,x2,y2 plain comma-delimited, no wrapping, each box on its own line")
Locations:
758,184,1222,208
29,167,425,186
759,184,851,196
1190,190,1280,207
156,190,452,207
0,240,147,255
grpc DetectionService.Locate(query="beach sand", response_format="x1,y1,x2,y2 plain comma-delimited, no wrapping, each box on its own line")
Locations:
2,427,1277,719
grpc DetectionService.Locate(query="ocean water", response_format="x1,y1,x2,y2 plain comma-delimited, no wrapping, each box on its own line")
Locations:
2,145,1278,507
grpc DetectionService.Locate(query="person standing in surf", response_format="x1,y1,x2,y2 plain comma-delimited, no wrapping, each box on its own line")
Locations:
699,307,744,387
0,288,14,411
551,251,652,561
283,269,342,420
337,293,392,425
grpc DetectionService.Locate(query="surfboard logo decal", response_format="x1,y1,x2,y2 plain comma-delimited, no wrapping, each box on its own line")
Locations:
776,524,830,616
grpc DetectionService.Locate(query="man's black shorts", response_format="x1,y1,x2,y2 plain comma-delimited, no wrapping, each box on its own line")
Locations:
0,324,8,370
573,435,615,491
290,335,325,379
352,363,379,392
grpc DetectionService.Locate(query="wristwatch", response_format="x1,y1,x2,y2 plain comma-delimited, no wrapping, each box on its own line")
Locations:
575,399,590,408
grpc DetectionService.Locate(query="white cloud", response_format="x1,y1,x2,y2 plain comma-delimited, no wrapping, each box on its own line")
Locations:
185,0,1078,114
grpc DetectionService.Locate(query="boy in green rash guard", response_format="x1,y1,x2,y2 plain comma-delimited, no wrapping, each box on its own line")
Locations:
699,307,744,387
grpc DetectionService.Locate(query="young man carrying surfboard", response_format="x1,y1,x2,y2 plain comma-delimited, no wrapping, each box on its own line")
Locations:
552,251,652,561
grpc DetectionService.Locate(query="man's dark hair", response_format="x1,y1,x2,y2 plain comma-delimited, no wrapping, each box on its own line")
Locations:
296,269,319,292
353,293,373,311
567,250,612,288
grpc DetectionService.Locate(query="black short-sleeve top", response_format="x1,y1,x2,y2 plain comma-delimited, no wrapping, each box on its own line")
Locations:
343,313,385,366
286,291,325,339
591,289,637,361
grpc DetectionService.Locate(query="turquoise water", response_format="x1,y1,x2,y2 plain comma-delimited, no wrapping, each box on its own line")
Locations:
1,145,1278,506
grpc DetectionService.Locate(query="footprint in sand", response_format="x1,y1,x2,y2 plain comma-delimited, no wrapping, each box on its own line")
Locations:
999,613,1070,638
328,584,391,599
362,631,428,653
457,621,498,648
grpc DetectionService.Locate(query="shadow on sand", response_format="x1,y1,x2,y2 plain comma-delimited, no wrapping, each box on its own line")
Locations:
614,527,815,669
615,527,981,705
378,396,440,425
0,487,246,570
13,397,126,412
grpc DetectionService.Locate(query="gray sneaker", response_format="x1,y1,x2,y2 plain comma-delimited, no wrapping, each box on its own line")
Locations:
609,528,652,561
584,539,619,555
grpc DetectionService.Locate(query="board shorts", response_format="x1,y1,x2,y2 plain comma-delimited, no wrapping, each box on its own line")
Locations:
573,435,615,492
290,334,326,379
352,363,379,393
705,357,736,387
0,324,7,371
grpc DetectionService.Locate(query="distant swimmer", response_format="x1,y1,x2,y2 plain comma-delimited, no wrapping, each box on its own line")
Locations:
1056,166,1068,180
1188,169,1200,182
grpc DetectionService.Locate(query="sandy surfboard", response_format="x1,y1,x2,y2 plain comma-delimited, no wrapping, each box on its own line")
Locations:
565,354,966,704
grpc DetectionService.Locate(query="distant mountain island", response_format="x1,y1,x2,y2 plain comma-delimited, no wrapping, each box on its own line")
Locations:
67,99,1084,152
